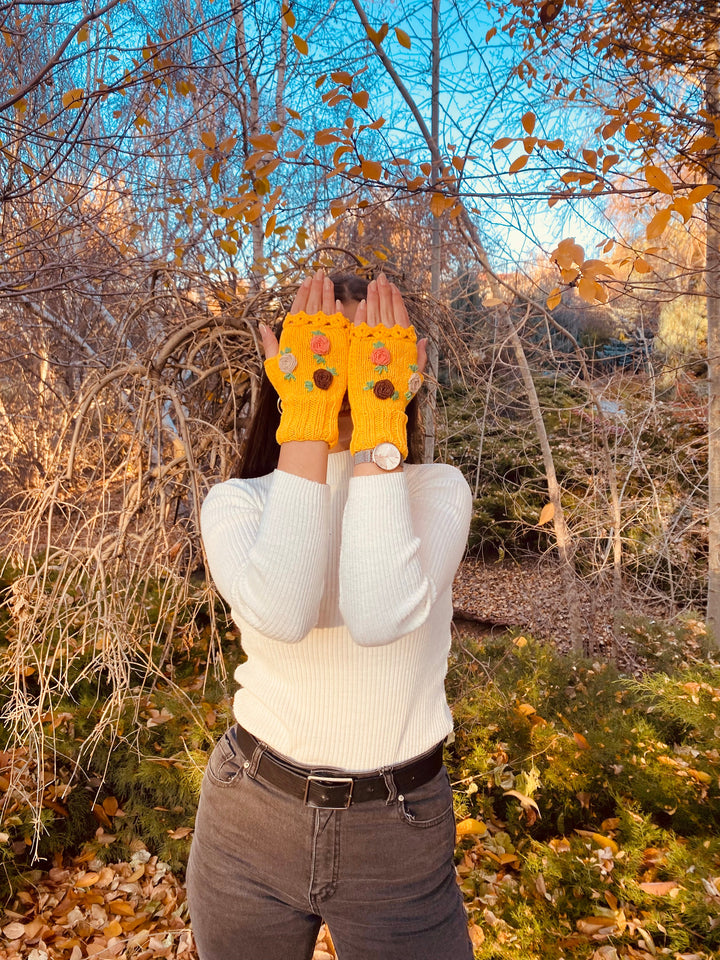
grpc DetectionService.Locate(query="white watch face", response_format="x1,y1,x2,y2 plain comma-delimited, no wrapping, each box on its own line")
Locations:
372,442,402,470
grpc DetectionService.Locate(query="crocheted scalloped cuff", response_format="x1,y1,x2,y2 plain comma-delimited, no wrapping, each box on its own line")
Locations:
284,310,350,331
349,322,418,341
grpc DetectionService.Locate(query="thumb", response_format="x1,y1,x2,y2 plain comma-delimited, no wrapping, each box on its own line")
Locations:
417,338,428,376
259,322,279,359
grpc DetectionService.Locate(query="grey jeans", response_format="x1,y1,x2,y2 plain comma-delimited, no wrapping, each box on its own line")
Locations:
186,726,473,960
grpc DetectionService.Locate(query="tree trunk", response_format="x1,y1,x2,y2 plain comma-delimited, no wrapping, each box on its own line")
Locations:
460,212,586,651
423,0,441,463
706,21,720,647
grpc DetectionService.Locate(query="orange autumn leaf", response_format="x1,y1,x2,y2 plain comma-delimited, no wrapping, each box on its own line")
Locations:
108,900,136,916
361,159,382,180
638,881,680,895
508,154,529,174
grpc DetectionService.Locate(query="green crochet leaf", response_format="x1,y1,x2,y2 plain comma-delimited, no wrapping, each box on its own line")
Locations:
305,380,314,391
392,390,399,401
364,380,375,391
284,373,296,381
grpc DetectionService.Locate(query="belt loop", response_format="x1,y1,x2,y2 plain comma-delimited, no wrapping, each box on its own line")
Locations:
381,768,398,804
247,739,266,779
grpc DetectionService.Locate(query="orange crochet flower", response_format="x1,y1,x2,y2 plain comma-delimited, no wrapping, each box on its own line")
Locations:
371,346,392,366
310,333,331,356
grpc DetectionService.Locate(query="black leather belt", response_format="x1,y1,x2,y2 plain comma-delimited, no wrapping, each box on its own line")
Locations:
232,724,444,810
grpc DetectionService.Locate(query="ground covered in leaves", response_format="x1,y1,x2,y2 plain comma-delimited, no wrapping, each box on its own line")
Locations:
2,566,720,960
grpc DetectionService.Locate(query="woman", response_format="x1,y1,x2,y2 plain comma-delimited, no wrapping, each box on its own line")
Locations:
187,269,474,960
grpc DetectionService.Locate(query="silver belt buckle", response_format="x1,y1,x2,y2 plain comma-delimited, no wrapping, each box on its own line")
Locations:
304,775,354,809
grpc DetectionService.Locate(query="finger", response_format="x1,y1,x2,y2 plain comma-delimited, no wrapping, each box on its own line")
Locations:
305,268,325,314
322,274,335,315
354,299,367,326
389,282,410,328
416,338,428,376
259,322,279,359
366,279,379,327
289,276,311,315
377,273,394,328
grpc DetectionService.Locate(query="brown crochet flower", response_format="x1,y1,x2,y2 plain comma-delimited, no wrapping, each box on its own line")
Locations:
313,369,334,390
373,378,395,400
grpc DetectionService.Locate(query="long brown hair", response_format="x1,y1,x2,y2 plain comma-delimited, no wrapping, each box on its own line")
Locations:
237,274,425,479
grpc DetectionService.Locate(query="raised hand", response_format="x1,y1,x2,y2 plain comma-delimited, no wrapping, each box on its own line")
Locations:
261,269,350,448
347,274,427,459
260,269,342,360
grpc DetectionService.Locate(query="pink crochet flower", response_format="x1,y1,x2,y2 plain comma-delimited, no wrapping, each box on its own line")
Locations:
408,372,422,395
310,334,331,355
371,346,392,366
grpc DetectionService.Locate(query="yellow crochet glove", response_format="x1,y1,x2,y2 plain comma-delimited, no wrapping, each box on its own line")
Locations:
347,323,423,458
265,310,349,446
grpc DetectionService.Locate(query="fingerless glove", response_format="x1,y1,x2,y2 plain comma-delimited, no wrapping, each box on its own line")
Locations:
347,323,423,458
264,311,349,447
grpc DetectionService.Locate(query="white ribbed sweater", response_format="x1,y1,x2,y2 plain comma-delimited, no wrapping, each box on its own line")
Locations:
200,451,472,771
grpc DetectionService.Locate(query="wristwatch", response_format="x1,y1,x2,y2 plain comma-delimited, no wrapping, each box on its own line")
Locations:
353,442,403,471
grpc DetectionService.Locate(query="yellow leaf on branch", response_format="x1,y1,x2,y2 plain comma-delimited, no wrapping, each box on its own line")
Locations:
395,27,411,48
430,192,454,217
292,33,308,54
521,111,536,135
281,2,296,28
546,287,562,309
689,183,716,203
62,88,84,109
646,208,671,240
249,133,277,152
644,164,674,195
578,276,602,303
538,502,555,525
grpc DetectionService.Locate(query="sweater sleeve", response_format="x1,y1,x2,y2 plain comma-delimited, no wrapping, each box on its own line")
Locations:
200,470,329,643
338,464,472,646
